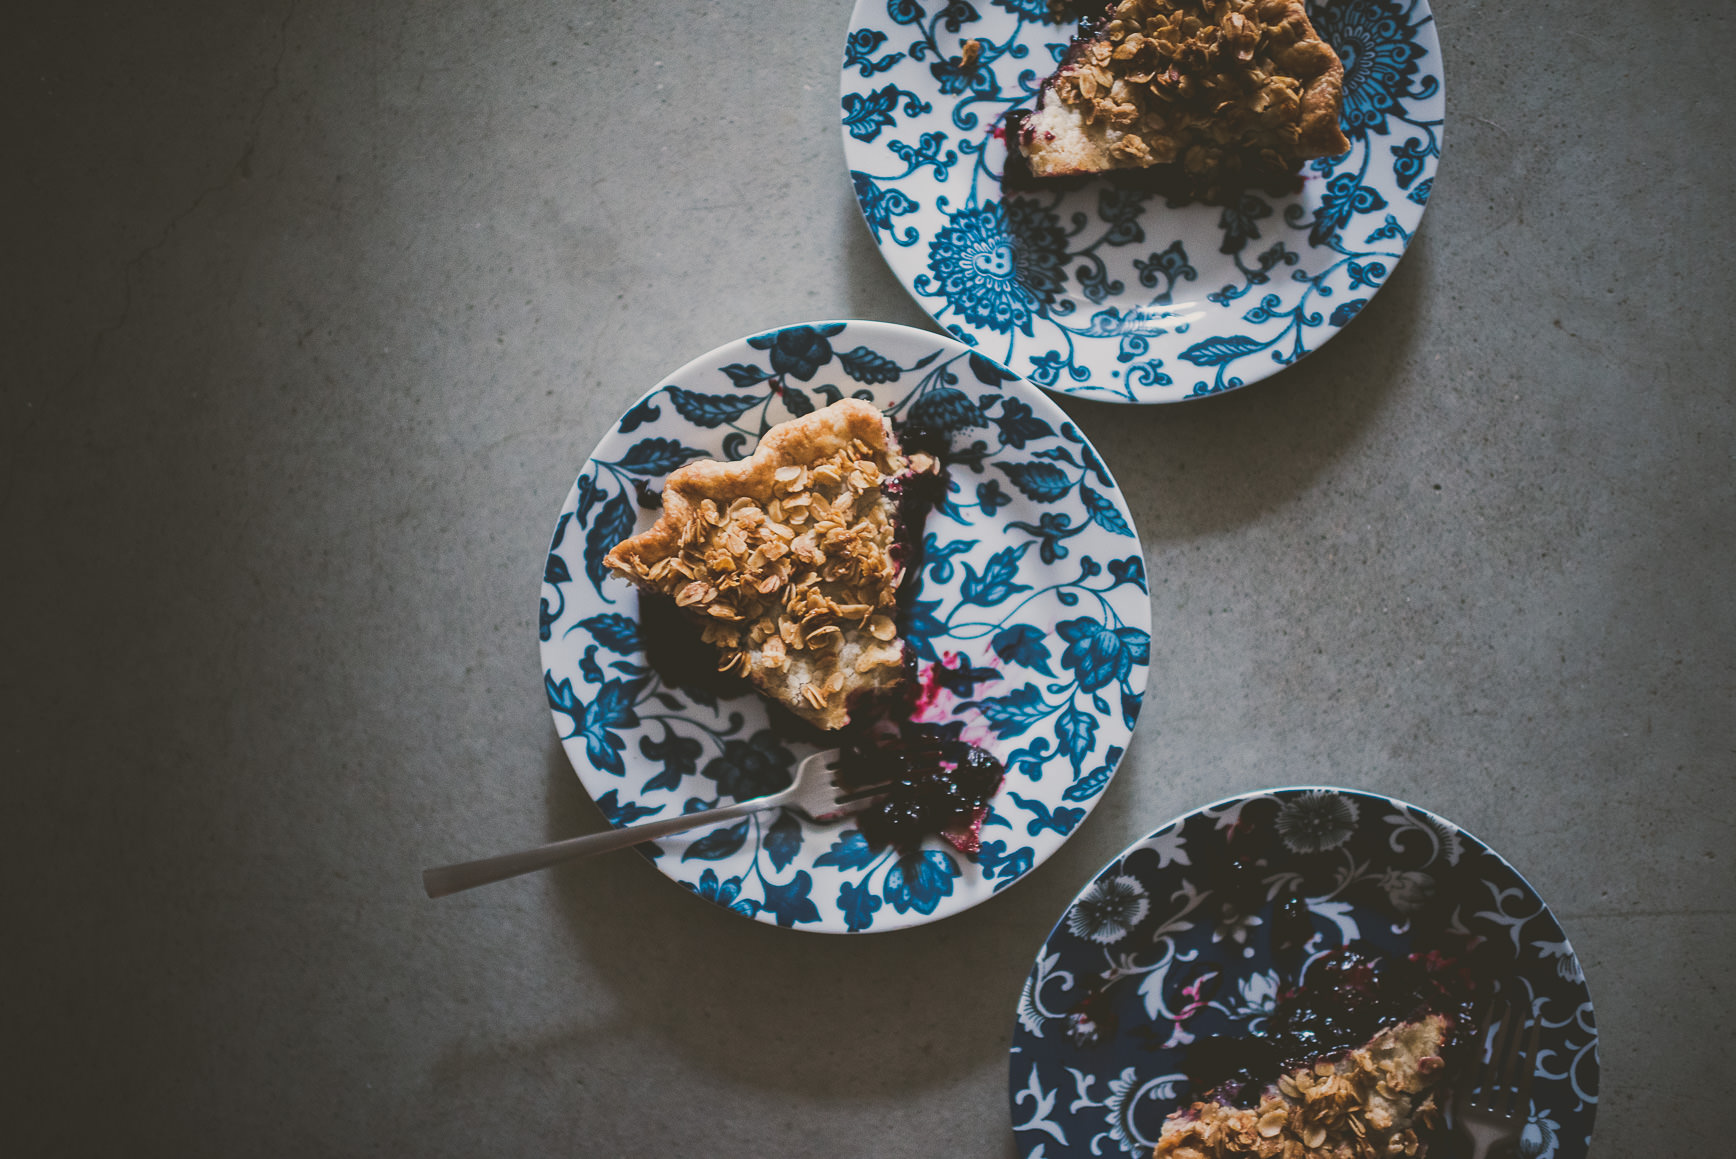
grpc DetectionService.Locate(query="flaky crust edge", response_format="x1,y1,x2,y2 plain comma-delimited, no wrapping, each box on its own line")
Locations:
603,398,901,580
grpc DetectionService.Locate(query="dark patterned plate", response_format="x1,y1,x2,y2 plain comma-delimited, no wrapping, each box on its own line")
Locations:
842,0,1444,402
1009,788,1598,1157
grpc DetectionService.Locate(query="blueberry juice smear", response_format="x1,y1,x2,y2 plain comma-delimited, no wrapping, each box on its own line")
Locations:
1183,945,1479,1106
838,724,1005,854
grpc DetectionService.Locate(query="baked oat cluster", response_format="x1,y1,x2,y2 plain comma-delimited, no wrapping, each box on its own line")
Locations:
1020,0,1350,199
1155,1015,1450,1159
604,399,934,731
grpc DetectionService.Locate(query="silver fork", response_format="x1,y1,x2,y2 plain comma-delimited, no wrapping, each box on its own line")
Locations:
1455,998,1541,1159
423,748,874,898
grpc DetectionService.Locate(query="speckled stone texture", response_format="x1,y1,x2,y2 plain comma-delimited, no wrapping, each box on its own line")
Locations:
3,1,1732,1155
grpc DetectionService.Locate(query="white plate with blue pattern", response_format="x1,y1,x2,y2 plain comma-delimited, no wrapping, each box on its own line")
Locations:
1009,788,1598,1157
841,0,1445,403
539,321,1151,932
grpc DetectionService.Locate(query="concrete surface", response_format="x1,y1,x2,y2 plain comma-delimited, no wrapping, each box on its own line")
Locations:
4,1,1732,1155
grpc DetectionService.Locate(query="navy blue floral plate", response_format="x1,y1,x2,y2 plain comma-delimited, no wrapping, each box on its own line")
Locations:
1009,788,1598,1157
539,321,1151,933
842,0,1444,402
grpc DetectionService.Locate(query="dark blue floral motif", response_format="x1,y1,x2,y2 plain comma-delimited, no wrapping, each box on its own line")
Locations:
579,613,641,654
543,550,571,590
1063,745,1124,802
921,534,977,582
545,674,643,776
884,850,960,914
996,460,1072,502
934,0,981,34
583,491,635,593
765,811,804,871
930,43,996,97
816,830,878,870
1008,791,1084,836
931,655,1002,697
701,729,795,801
887,0,926,23
991,0,1055,18
685,868,761,917
1218,192,1274,256
682,820,750,862
1133,240,1198,303
839,878,883,932
761,870,822,927
852,172,922,248
960,544,1032,605
842,84,932,142
594,789,663,826
1055,705,1098,776
838,342,905,383
640,725,703,794
975,838,1035,888
902,597,948,662
993,623,1054,675
1056,617,1149,693
1311,0,1427,139
1328,299,1367,328
926,200,1067,336
1009,510,1090,562
607,437,708,476
974,683,1056,738
986,399,1048,451
906,384,987,434
1308,172,1389,246
976,479,1013,514
747,323,846,382
618,396,660,433
1108,555,1147,592
667,387,760,427
1079,483,1134,537
844,28,903,77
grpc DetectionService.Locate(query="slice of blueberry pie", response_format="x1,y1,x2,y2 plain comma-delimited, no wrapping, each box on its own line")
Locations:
1016,0,1350,202
604,399,937,731
1156,948,1473,1159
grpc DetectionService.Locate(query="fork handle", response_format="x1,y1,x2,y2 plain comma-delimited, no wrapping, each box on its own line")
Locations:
422,786,795,898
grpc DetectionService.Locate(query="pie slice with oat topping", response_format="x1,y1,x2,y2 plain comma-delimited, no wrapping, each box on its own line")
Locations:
1155,1014,1452,1159
604,399,935,731
1017,0,1350,203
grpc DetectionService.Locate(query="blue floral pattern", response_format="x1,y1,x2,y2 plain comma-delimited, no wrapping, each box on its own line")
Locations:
541,321,1150,933
841,0,1445,402
1009,789,1599,1157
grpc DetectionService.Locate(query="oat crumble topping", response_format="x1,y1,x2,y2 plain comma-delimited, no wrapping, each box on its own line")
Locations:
604,400,934,730
1155,1015,1450,1159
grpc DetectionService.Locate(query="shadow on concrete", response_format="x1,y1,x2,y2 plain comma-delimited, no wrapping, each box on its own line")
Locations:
504,721,1152,1103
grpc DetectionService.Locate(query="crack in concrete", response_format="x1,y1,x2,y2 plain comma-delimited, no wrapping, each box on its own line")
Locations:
0,0,300,521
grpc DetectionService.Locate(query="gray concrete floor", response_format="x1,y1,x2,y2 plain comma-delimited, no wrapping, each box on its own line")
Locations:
4,1,1732,1155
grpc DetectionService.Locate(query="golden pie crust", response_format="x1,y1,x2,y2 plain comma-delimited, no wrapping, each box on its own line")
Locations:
1019,0,1350,197
605,399,933,731
1155,1014,1450,1159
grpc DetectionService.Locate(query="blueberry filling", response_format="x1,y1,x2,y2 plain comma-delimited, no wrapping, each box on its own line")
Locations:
1183,945,1479,1107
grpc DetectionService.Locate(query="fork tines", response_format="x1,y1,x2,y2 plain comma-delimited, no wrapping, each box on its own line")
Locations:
1464,998,1542,1116
832,781,895,805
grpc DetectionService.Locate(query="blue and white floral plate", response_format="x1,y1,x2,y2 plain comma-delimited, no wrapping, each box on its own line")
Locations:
539,321,1151,933
1009,788,1598,1157
842,0,1444,402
